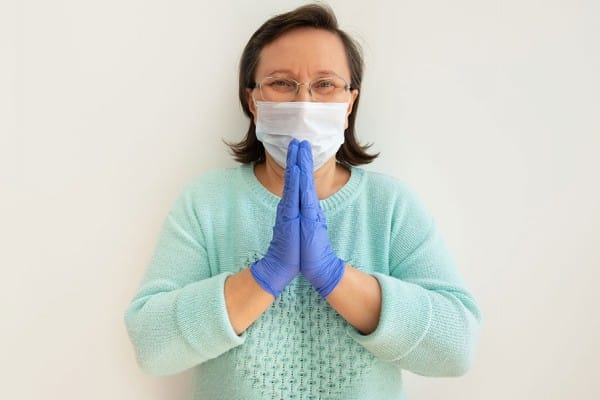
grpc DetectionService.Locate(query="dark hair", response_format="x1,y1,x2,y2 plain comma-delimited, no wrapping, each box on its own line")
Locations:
225,2,379,166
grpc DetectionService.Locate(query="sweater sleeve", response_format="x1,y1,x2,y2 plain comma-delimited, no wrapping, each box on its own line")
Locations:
123,180,245,376
346,183,482,377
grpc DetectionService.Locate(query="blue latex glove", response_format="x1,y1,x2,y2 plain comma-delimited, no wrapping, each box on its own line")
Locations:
298,140,346,298
250,139,301,298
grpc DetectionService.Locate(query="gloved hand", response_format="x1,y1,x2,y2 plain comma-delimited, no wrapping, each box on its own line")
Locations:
298,140,346,298
250,139,301,298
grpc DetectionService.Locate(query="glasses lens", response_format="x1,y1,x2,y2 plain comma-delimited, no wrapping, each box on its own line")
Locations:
259,77,297,102
310,77,349,102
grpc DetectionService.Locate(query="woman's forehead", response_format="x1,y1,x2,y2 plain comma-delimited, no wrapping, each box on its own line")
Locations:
256,28,350,79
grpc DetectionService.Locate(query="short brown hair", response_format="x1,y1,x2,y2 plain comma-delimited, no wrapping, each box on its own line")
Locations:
225,3,379,166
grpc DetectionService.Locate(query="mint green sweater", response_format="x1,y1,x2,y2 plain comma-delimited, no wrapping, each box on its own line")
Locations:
124,163,482,399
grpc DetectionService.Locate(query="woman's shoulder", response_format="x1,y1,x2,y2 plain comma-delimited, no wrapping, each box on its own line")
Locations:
360,168,434,225
355,167,433,219
184,165,244,191
172,165,248,207
357,167,417,200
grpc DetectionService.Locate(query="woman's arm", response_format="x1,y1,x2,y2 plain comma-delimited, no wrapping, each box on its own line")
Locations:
224,267,275,335
124,183,247,376
325,265,382,335
342,185,482,378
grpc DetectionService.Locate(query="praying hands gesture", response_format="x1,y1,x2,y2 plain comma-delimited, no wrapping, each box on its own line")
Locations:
250,139,346,299
225,139,382,335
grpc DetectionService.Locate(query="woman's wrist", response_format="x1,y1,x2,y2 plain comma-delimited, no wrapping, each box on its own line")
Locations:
325,265,382,335
224,267,275,335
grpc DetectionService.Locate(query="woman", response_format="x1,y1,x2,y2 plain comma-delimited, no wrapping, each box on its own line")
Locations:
124,4,482,399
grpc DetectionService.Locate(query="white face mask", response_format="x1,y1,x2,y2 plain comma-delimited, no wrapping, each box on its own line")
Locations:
254,101,349,171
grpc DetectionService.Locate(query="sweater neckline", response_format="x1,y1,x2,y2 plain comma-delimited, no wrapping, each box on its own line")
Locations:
239,162,364,214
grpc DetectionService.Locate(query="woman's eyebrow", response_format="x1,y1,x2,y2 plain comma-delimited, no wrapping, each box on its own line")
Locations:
315,69,339,76
265,69,294,76
264,69,340,77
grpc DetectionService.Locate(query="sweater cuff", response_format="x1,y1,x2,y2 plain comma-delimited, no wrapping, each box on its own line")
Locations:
175,272,246,361
345,272,432,362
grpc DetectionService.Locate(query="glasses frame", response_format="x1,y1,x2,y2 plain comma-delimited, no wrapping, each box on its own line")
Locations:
253,73,352,102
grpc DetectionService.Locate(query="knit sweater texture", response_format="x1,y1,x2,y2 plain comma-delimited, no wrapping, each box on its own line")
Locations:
124,162,482,400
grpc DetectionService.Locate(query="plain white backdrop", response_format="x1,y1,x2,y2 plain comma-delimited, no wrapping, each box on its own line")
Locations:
2,0,599,399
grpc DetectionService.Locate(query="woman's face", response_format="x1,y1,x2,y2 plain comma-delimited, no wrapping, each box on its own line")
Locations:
247,27,359,129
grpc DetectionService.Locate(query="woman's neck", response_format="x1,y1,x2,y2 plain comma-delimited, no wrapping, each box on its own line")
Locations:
254,154,350,200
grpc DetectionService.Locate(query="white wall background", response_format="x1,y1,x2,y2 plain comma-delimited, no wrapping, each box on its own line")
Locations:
2,0,599,398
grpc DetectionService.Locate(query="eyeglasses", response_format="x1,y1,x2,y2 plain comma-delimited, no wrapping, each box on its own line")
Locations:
253,74,352,102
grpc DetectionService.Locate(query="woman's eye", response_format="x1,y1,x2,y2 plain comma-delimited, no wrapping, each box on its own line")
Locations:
315,80,334,88
270,80,293,87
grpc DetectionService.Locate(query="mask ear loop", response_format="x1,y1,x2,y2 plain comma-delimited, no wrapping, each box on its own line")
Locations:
249,80,261,109
249,90,259,119
344,87,358,117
